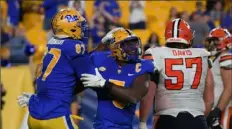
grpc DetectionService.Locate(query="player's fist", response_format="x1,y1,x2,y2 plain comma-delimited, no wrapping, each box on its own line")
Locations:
207,107,222,129
138,122,148,129
17,92,33,108
81,68,106,88
101,27,123,44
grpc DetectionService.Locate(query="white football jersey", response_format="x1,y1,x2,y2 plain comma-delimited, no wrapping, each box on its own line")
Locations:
145,47,210,117
210,52,232,108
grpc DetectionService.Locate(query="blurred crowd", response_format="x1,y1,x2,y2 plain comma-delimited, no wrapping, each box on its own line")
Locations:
0,0,232,126
1,0,232,67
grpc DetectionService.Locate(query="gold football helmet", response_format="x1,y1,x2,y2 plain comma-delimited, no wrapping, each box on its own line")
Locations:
108,28,142,61
51,8,88,39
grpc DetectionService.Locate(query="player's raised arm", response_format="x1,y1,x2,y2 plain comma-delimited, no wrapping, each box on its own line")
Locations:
93,27,123,52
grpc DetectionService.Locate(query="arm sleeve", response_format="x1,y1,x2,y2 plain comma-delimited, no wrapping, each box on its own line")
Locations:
219,53,232,69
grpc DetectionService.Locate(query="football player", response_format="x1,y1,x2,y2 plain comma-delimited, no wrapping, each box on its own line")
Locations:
16,9,106,129
138,18,214,129
80,28,156,129
205,28,232,129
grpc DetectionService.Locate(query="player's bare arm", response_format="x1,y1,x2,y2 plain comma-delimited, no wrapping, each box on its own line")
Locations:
204,68,214,116
217,67,232,110
106,73,150,104
94,43,109,51
139,80,156,129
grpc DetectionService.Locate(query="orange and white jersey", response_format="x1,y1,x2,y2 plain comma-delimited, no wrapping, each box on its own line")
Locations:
210,52,232,129
144,47,210,117
210,52,232,108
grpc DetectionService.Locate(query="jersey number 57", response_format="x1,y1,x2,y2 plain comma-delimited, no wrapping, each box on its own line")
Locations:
165,57,202,90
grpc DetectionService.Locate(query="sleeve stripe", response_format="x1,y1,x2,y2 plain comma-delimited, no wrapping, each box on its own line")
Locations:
144,53,152,56
143,55,153,60
220,55,232,62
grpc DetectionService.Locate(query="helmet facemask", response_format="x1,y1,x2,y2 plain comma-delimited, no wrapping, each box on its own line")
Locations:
112,36,142,62
205,37,221,55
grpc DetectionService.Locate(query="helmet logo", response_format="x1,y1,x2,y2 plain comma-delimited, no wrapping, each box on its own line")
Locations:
65,15,79,22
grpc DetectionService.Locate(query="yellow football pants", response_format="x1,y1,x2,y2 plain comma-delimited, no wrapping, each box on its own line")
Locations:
28,115,79,129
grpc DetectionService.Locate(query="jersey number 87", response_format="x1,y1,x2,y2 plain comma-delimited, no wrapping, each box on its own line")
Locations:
37,44,85,81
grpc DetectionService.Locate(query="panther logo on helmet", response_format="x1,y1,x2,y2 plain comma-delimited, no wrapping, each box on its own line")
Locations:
51,8,88,40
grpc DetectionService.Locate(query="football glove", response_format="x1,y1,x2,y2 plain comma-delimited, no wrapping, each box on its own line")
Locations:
81,68,106,88
17,92,33,108
207,107,222,129
101,27,123,44
138,122,148,129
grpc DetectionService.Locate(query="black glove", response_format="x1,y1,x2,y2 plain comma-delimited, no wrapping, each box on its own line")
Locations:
207,107,222,129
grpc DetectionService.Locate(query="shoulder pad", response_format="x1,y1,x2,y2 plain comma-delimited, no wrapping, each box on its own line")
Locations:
90,51,111,67
143,47,162,60
219,52,232,69
141,59,157,73
63,39,87,59
144,48,163,71
143,48,153,60
195,48,211,57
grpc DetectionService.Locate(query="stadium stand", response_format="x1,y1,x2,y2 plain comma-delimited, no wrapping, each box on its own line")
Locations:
1,1,231,129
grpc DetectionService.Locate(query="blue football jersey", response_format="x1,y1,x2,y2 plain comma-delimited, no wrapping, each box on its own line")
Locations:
90,51,155,129
29,37,96,120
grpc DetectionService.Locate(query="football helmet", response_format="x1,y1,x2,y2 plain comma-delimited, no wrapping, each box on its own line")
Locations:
165,18,194,46
108,28,142,62
205,28,232,54
51,8,88,39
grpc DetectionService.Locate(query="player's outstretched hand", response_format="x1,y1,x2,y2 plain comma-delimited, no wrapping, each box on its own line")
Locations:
81,68,106,88
101,27,123,44
138,122,148,129
17,92,33,108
